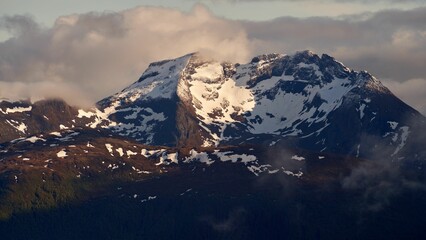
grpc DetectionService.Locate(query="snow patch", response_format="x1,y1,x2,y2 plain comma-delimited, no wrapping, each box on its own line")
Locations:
387,121,399,130
282,167,303,178
50,132,61,137
156,152,179,165
214,151,257,163
6,120,27,134
291,155,305,161
185,150,214,165
57,149,68,158
356,144,360,158
392,126,410,156
1,106,32,114
25,136,46,143
77,109,95,118
359,103,366,119
141,196,157,203
105,144,114,156
116,148,124,157
246,165,271,176
126,150,137,158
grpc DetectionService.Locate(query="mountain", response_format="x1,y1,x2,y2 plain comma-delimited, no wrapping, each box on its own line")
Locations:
1,50,425,175
0,99,93,143
1,51,426,239
78,50,424,160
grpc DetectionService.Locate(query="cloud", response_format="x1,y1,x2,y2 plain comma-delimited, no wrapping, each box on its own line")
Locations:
240,7,426,115
0,81,93,107
0,15,40,37
0,5,251,106
0,5,425,115
341,133,426,212
341,157,422,212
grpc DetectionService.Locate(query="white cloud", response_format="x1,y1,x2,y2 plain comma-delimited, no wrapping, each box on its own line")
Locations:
0,5,251,106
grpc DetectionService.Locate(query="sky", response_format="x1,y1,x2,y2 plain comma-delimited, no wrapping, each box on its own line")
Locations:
0,0,425,114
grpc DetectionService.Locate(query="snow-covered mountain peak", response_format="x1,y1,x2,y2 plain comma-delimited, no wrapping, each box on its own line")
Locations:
99,50,382,109
98,53,193,108
354,71,391,94
65,50,425,159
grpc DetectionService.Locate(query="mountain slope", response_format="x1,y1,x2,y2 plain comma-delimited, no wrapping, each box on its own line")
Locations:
0,99,93,143
1,129,425,240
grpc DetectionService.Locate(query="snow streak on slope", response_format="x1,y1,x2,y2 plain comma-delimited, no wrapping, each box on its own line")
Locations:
0,106,32,114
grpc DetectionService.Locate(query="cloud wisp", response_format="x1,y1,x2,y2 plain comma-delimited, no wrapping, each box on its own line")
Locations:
341,132,426,212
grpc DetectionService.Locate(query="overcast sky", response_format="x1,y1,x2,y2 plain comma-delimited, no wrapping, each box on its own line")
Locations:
0,0,425,114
